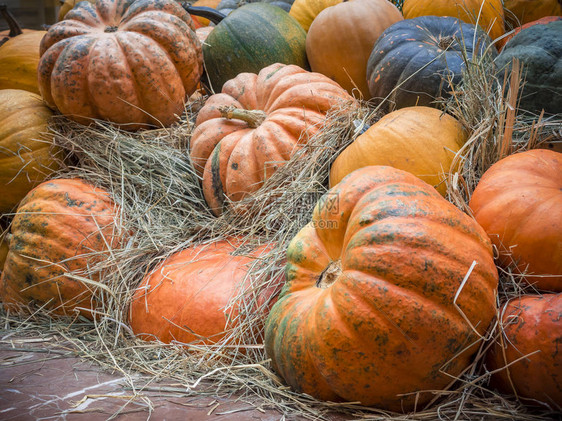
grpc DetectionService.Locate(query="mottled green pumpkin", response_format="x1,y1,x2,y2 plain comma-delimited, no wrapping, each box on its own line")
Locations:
495,20,562,116
200,3,308,92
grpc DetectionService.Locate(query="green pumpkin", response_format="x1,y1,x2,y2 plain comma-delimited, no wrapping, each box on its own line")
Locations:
201,3,308,92
495,21,562,116
216,0,295,15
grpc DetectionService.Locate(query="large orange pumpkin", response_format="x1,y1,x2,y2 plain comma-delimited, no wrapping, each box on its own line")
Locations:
190,63,356,216
265,166,499,411
504,0,562,25
0,89,62,214
38,0,203,130
329,106,468,196
403,0,505,41
289,0,342,32
0,179,123,319
487,294,562,408
129,240,281,345
469,149,562,292
305,0,403,99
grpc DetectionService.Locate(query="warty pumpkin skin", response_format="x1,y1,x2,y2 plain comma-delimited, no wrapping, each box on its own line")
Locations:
264,166,499,411
129,240,281,345
197,3,308,93
487,294,562,408
367,16,496,111
305,0,403,99
403,0,505,41
0,179,122,319
329,106,468,196
289,0,342,32
469,149,562,292
496,16,562,50
504,0,562,26
38,0,203,130
190,63,356,216
0,89,62,214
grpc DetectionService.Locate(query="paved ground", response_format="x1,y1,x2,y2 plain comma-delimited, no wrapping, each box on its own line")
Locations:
0,336,286,421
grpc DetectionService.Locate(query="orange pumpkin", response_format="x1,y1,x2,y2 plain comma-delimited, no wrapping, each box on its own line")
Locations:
504,0,562,25
487,294,562,408
329,106,468,196
0,179,123,319
0,89,62,214
38,0,203,130
289,0,342,32
190,63,356,216
403,0,505,41
264,165,499,411
129,239,281,345
469,149,562,292
191,0,222,26
305,0,403,99
0,6,45,94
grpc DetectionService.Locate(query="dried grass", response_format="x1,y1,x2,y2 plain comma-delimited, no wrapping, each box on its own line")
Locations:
2,46,561,421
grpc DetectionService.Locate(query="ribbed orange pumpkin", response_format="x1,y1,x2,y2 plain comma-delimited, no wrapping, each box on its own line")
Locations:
190,63,356,216
264,166,499,411
129,240,281,345
289,0,341,32
504,0,562,25
305,0,403,99
487,294,562,408
0,179,122,319
469,149,562,292
0,89,62,214
403,0,505,41
38,0,203,130
329,106,468,195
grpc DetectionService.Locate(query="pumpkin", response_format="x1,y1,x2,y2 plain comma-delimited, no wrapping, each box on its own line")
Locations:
305,0,402,99
189,3,308,93
487,294,562,408
190,0,222,26
497,16,562,50
367,16,496,111
402,0,505,41
504,0,562,26
0,89,62,214
289,0,342,32
469,149,562,292
0,236,7,273
57,0,96,21
190,63,356,216
264,165,499,411
0,179,122,319
0,7,45,94
38,0,203,130
216,0,296,15
494,20,562,116
330,107,467,196
129,239,281,345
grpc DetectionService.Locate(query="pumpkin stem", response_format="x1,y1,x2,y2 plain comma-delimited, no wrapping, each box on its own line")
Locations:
219,106,266,128
181,4,226,25
0,5,23,38
438,35,456,50
317,260,342,289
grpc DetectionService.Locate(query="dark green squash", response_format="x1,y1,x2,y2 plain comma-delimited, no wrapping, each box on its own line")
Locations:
366,16,496,111
216,0,295,15
495,21,562,116
189,3,308,92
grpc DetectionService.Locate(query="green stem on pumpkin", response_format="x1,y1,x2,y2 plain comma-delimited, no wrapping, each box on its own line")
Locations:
0,5,23,38
219,106,266,128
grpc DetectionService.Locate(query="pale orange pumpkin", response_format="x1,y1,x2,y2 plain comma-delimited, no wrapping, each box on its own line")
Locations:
289,0,342,32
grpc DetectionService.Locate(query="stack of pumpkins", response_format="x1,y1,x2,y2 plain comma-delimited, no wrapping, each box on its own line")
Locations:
0,0,560,414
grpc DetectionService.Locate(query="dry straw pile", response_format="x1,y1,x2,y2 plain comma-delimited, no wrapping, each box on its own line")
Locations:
1,44,561,421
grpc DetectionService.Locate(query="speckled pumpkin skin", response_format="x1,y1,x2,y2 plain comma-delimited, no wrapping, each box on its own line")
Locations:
129,240,281,345
403,0,505,40
0,89,62,214
0,30,45,94
264,166,498,411
487,294,562,407
38,0,203,130
0,179,121,319
190,63,356,216
469,149,562,292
